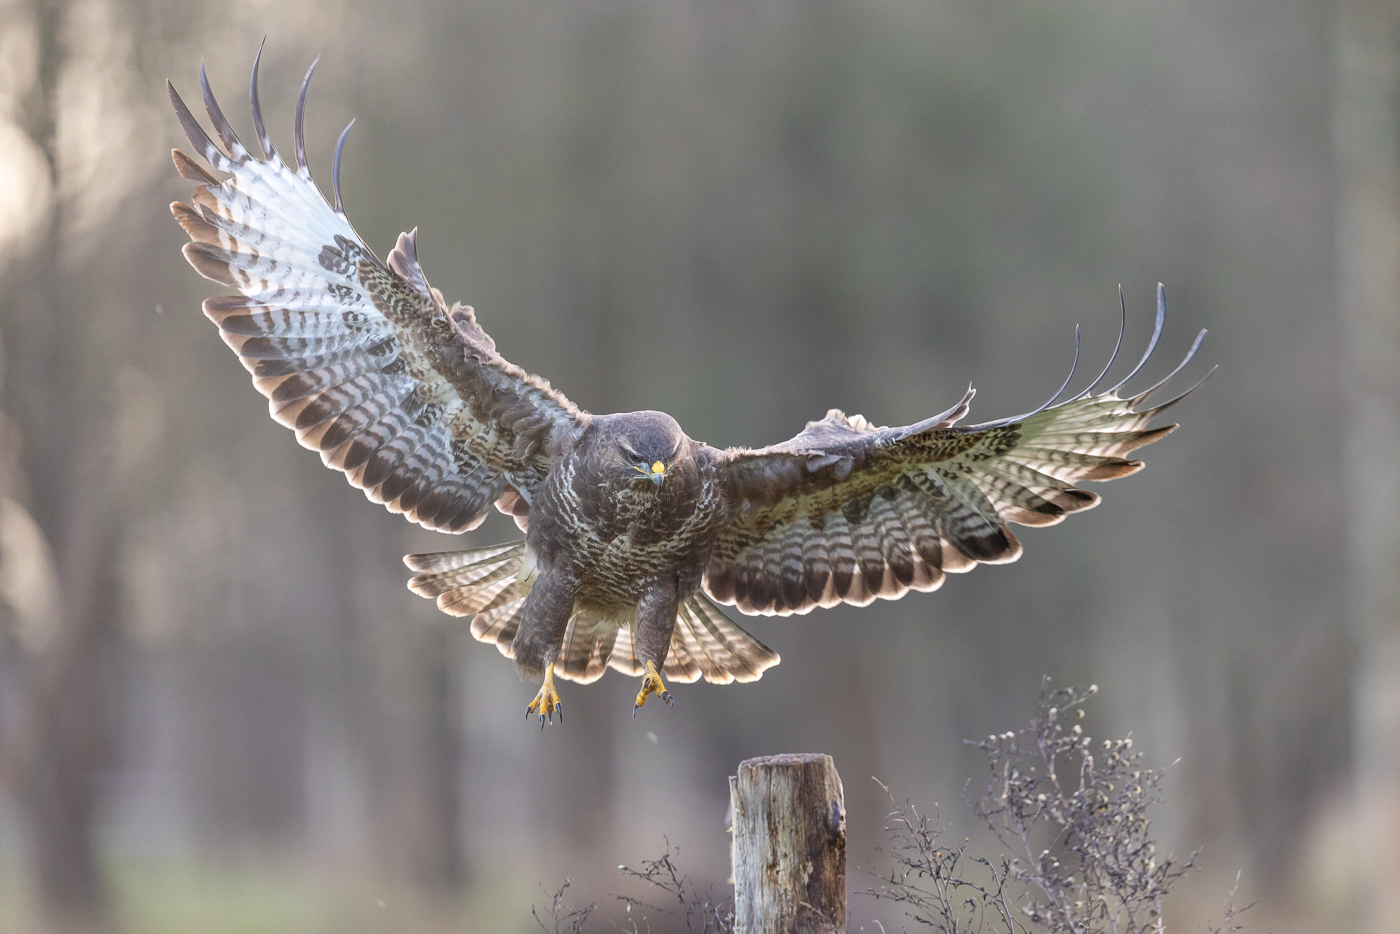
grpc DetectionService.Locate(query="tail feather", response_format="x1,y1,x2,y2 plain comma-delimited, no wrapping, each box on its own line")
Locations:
670,612,727,683
473,595,529,657
662,636,705,684
601,594,779,685
555,611,620,684
675,592,781,684
404,541,528,616
608,626,644,678
404,541,522,575
405,542,781,686
440,576,526,617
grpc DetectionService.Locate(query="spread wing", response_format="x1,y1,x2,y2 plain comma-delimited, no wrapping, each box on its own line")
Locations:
703,287,1211,616
168,49,584,533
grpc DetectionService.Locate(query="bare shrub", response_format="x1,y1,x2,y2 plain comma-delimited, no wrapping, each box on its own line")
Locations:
1206,874,1250,934
533,879,597,934
615,840,735,933
868,786,1022,933
539,841,734,934
870,678,1240,934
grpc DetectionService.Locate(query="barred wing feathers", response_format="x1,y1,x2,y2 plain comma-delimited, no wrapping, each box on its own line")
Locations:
705,291,1209,617
169,52,583,533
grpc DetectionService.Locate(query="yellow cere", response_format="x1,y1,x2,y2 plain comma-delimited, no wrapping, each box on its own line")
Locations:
651,461,665,475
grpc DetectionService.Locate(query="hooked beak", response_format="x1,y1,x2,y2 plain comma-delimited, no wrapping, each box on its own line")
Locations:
635,460,666,488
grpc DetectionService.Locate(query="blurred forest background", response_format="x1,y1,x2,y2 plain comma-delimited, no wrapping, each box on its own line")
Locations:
0,0,1397,932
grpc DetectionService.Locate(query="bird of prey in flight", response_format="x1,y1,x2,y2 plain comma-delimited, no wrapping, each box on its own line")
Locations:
168,50,1209,726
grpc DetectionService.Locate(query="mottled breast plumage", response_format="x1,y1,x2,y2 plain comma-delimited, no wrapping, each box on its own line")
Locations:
528,411,729,606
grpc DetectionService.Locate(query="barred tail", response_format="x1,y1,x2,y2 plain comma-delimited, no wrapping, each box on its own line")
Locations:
406,544,781,685
605,593,781,685
404,542,532,654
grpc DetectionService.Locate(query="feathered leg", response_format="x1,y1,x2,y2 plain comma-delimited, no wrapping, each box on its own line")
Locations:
632,580,680,715
511,568,578,727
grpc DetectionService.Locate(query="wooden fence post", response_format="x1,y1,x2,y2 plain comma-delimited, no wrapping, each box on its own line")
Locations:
729,753,846,933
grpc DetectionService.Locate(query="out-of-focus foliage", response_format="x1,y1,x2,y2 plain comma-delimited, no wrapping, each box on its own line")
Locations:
0,0,1367,932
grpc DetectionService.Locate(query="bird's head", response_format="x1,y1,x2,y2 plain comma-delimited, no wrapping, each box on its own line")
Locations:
596,411,687,491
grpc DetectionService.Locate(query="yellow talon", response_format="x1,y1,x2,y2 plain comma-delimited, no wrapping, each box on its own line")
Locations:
527,661,562,728
633,660,673,715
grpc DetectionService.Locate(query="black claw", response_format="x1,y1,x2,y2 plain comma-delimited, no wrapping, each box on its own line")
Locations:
557,703,563,724
540,715,546,731
633,704,640,719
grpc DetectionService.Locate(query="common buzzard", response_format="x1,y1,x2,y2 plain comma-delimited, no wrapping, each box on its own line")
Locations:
169,51,1209,725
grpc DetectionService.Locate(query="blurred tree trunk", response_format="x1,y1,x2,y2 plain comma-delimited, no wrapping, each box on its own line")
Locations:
369,621,464,889
1333,2,1400,930
340,515,464,890
0,0,122,930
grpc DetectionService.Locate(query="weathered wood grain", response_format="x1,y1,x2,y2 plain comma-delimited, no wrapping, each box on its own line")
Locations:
730,753,846,933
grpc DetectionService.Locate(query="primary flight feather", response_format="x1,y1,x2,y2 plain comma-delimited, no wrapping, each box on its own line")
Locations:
169,50,1210,725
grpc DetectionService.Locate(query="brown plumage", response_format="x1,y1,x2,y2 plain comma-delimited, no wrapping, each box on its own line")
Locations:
169,50,1211,723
